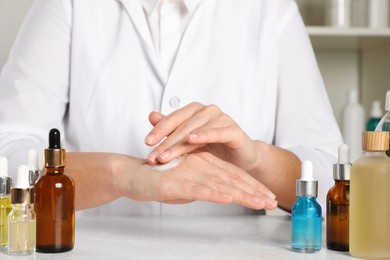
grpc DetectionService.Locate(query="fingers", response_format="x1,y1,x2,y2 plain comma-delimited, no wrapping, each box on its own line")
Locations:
144,102,205,146
148,111,165,127
146,104,230,164
207,154,276,200
155,153,278,210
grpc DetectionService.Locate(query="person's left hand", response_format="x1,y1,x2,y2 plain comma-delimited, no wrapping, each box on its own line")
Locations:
144,102,262,174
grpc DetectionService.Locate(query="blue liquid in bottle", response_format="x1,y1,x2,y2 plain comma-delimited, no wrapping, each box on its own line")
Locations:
291,161,322,253
291,197,322,253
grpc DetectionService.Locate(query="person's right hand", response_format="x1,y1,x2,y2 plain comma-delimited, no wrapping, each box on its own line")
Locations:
120,152,278,210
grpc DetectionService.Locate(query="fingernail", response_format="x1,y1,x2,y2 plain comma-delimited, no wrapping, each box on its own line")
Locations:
252,196,265,205
266,196,278,207
147,151,159,162
255,191,276,200
267,191,276,200
145,134,155,145
159,150,171,160
188,133,198,139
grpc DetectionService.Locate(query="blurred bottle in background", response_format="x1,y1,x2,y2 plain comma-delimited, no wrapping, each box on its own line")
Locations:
325,0,352,27
341,89,365,162
366,100,383,131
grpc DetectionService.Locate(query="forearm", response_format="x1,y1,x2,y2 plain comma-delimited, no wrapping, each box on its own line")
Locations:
250,141,301,212
66,152,144,211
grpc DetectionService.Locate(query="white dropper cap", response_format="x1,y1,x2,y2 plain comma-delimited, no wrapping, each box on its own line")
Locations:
11,164,34,204
15,165,30,189
296,160,318,197
301,161,314,181
0,157,8,177
385,90,390,111
338,144,349,164
27,149,39,171
370,100,383,118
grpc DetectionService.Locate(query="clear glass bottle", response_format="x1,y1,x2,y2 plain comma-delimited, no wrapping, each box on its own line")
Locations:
374,91,390,157
0,157,12,250
327,144,351,251
375,91,390,132
8,165,36,255
350,131,390,258
35,128,75,253
291,161,322,253
366,100,383,131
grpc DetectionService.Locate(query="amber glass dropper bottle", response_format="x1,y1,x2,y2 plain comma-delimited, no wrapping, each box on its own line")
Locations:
326,144,351,251
35,128,75,253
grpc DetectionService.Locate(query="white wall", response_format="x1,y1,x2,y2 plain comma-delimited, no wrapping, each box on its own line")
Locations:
0,0,33,68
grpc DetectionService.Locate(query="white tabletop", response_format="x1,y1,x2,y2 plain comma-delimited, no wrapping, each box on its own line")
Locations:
1,215,356,259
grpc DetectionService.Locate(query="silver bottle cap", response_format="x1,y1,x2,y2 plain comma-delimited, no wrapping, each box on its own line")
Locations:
0,177,12,195
0,157,12,195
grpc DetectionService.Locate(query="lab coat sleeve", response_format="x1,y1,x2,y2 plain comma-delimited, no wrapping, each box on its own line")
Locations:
0,0,72,175
275,1,343,209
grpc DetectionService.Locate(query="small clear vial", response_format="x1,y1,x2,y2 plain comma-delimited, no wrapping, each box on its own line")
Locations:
0,157,12,250
8,165,36,255
291,161,322,253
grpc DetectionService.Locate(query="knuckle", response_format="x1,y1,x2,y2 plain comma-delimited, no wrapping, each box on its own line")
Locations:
205,104,222,114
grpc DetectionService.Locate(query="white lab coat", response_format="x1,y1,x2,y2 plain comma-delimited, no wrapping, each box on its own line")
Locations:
0,0,342,216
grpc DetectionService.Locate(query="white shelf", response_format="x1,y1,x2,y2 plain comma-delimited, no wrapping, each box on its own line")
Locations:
307,26,390,36
307,26,390,50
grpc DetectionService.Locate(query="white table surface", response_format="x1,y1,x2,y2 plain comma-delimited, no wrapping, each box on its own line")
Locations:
1,215,356,260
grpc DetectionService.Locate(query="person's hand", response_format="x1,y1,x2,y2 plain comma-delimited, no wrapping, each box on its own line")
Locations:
144,102,262,174
123,152,277,210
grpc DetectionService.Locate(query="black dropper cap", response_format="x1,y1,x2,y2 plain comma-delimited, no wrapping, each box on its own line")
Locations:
49,128,61,149
44,128,65,168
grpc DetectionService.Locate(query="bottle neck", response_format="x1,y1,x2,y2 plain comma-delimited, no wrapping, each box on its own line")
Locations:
363,151,387,156
45,166,65,175
334,180,350,184
11,203,32,210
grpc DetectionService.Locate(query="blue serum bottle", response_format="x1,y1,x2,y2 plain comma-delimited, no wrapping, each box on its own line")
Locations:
291,160,322,253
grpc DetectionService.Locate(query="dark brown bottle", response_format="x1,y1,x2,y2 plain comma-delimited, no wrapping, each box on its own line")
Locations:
35,129,75,253
326,144,350,251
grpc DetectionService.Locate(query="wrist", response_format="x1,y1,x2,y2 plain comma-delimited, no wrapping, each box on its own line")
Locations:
106,153,149,200
249,140,271,175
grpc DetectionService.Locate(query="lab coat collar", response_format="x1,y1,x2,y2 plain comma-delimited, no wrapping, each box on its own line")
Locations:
138,0,201,14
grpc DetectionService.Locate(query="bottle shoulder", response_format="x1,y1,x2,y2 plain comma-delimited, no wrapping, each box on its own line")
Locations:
35,172,75,190
292,197,322,217
353,153,390,165
327,181,350,204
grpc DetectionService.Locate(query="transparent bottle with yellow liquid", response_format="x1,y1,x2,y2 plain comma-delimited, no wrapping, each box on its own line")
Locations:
350,131,390,258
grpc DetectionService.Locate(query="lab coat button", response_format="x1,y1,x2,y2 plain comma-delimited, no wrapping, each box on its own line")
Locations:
169,96,181,108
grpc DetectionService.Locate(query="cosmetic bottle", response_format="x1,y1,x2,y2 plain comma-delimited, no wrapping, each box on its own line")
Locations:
8,165,36,255
341,89,365,162
375,91,390,132
366,100,383,131
35,128,75,253
291,160,322,253
369,0,389,28
326,144,350,251
350,131,390,258
374,91,390,156
0,157,12,250
27,149,41,186
325,0,352,27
